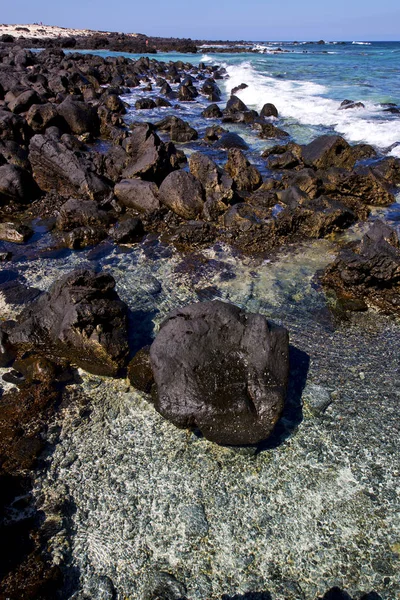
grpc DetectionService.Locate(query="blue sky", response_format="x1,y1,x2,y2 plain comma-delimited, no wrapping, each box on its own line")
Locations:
2,0,400,40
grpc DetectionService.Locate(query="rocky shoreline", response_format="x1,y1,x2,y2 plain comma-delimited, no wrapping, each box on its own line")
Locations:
0,40,399,599
0,25,350,54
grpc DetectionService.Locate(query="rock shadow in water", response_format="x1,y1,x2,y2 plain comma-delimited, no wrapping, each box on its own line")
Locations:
128,309,157,357
256,344,309,453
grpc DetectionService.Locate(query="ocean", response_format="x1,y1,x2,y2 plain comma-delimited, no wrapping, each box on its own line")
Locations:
78,41,400,156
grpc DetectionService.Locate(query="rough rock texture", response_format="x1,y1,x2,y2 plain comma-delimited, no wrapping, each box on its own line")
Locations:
214,132,249,150
301,135,356,171
322,220,400,314
122,124,176,184
154,115,198,143
189,152,234,203
150,300,289,445
224,149,262,192
5,269,129,376
0,163,39,204
158,170,204,219
57,96,99,135
29,134,111,200
55,198,113,231
114,179,160,213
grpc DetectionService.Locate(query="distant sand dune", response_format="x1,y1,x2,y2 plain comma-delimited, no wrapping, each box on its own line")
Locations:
0,23,138,39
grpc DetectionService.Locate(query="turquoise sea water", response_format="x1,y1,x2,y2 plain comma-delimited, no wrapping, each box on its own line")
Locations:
71,41,400,155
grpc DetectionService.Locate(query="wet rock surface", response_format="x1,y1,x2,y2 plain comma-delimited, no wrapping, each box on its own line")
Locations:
4,269,129,376
150,300,289,445
323,220,400,314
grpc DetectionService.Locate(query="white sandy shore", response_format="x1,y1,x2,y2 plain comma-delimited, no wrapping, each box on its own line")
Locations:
0,23,138,39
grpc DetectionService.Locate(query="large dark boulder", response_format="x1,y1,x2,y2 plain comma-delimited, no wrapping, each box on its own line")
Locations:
114,179,160,213
201,78,221,101
158,170,204,219
301,135,356,170
0,164,39,205
26,103,62,133
224,149,262,192
252,121,289,139
214,132,249,150
57,96,99,135
122,124,176,185
149,300,289,445
260,103,279,118
5,269,129,377
154,116,198,143
135,98,156,110
29,134,111,200
8,90,42,114
322,220,400,314
225,95,248,113
0,110,31,144
318,167,394,206
55,198,114,231
189,151,234,203
201,104,223,119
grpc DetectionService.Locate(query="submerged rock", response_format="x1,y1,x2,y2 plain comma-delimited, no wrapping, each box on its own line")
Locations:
5,269,129,376
149,300,289,445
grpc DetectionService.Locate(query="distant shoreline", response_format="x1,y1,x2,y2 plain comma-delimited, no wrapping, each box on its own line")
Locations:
1,23,394,54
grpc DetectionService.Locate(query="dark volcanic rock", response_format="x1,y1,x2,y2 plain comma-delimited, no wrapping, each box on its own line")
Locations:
0,109,31,144
110,217,144,244
224,149,262,192
214,132,249,150
158,170,204,219
127,345,154,392
57,95,99,135
322,220,400,314
122,124,176,184
55,198,114,231
260,103,279,118
318,167,394,207
225,95,248,113
8,90,41,115
26,103,61,133
252,121,289,139
154,115,198,142
29,134,112,200
339,100,365,110
114,179,160,213
189,152,234,203
62,226,108,249
149,300,289,445
6,269,129,376
0,221,33,243
0,164,39,205
135,98,157,110
201,104,223,119
302,135,356,170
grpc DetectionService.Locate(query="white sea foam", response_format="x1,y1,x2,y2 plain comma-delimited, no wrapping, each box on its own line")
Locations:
199,54,213,62
225,61,400,150
352,41,372,45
